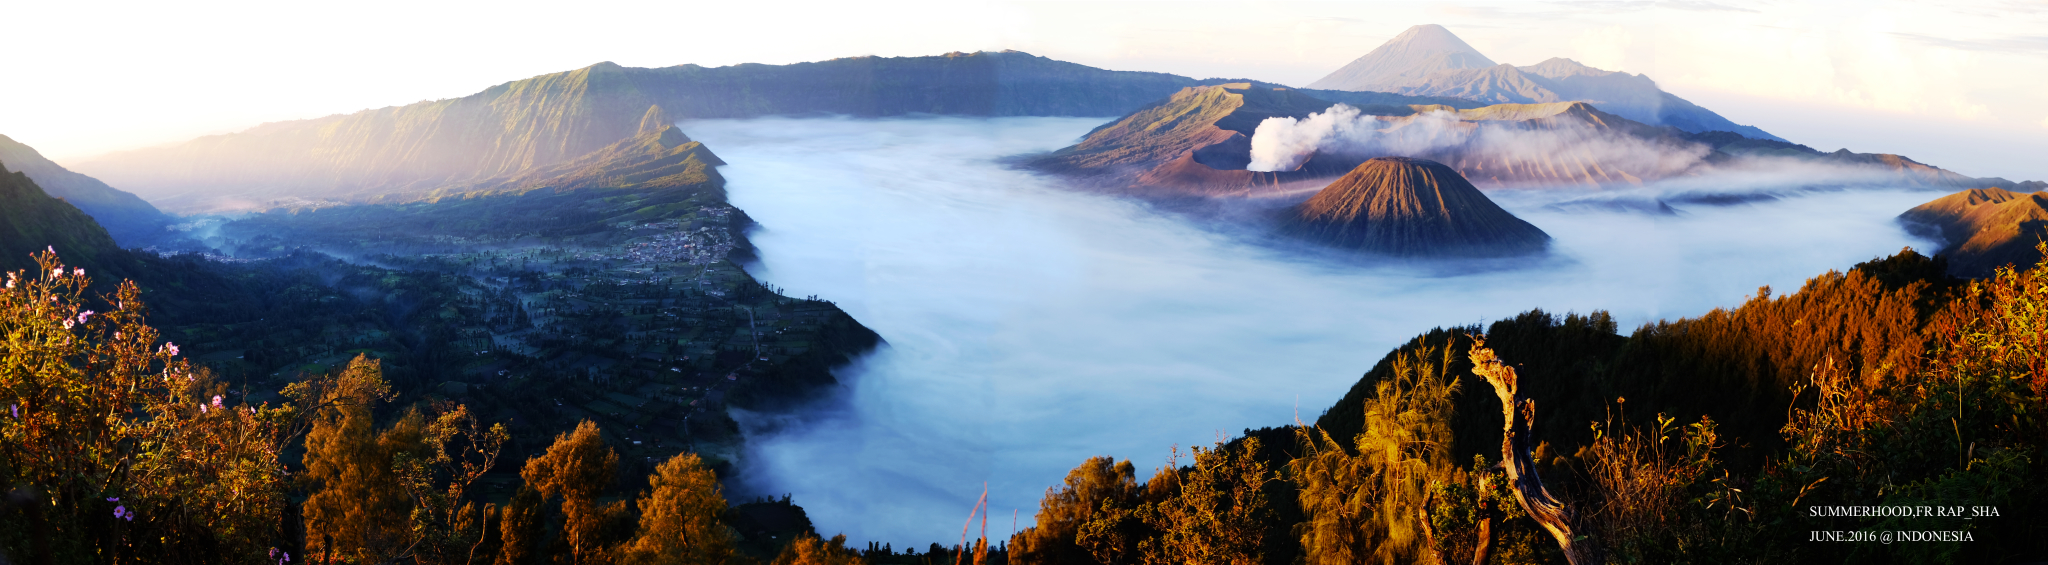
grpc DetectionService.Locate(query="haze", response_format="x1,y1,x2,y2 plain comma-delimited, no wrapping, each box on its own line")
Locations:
3,1,2045,181
694,115,1941,546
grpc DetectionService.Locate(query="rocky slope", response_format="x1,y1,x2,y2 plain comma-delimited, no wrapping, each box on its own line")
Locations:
0,134,170,245
1309,25,1782,141
74,51,1202,212
1899,187,2048,277
1028,83,1344,175
1281,156,1550,256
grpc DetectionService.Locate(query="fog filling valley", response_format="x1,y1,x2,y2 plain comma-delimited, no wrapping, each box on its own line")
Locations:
685,116,1942,546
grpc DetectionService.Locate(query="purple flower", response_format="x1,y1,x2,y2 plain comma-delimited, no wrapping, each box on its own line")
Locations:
9,404,16,418
161,342,179,356
107,497,119,502
199,404,208,414
73,268,84,277
211,396,223,408
114,505,127,520
77,310,93,323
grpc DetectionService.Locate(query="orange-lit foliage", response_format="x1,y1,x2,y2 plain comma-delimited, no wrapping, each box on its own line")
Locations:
0,250,291,563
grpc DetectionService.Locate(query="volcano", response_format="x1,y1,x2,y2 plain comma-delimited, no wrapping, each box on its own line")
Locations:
1282,157,1549,257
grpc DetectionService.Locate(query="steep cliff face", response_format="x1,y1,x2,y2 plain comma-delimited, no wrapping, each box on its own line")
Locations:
0,134,169,245
1281,157,1550,257
1899,187,2048,277
73,52,1201,212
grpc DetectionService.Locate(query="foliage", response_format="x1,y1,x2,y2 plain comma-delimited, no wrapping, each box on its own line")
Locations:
1290,343,1461,565
298,357,412,563
298,359,509,565
621,452,737,565
769,534,864,565
1580,411,1765,564
1011,456,1139,565
522,419,635,564
0,250,292,563
1757,244,2048,564
1138,439,1277,565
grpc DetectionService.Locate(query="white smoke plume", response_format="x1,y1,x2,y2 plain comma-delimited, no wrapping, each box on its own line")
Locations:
1246,104,1711,185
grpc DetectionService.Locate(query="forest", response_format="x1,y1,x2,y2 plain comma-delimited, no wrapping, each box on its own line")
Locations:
6,231,2045,563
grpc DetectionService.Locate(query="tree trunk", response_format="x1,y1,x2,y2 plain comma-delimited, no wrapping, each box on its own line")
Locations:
1472,499,1495,565
1469,338,1599,565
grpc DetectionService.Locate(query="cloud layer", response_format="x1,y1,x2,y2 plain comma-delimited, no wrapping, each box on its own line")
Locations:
690,115,1943,547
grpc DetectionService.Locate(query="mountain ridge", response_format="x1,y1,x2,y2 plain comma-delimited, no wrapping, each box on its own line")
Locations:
1308,25,1784,142
0,158,129,277
0,134,170,246
74,51,1204,212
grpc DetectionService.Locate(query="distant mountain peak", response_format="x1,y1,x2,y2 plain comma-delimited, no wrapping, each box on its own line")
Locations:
1387,24,1485,54
1308,26,1783,141
1307,24,1497,91
1517,57,1618,79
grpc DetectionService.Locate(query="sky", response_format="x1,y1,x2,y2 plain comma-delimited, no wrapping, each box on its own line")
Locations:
2,0,2045,180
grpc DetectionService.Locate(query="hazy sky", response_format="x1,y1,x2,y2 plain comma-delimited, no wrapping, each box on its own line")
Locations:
4,0,2045,179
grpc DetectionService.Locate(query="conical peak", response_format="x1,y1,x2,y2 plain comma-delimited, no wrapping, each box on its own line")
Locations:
1307,24,1496,91
1302,157,1474,223
1284,155,1550,256
1386,25,1484,55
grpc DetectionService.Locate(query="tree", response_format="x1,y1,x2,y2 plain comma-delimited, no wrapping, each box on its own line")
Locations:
394,402,510,565
1141,439,1277,565
522,419,634,564
769,534,863,565
1470,338,1596,565
1292,342,1464,565
299,356,413,563
0,250,292,563
1011,456,1139,565
620,452,735,565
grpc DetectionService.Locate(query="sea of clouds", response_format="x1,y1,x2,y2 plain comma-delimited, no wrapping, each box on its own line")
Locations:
684,115,1944,547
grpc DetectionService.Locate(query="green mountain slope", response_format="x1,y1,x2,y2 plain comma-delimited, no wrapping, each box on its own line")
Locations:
74,51,1201,211
0,134,170,245
0,158,127,276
